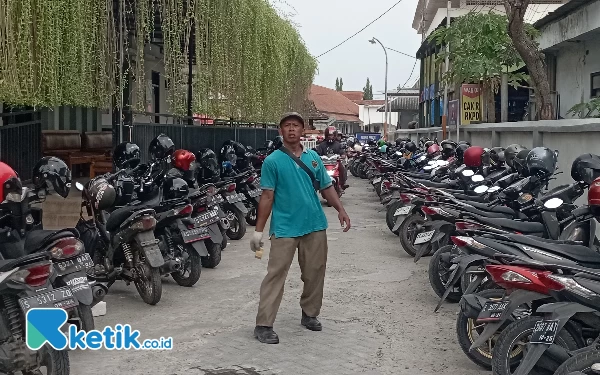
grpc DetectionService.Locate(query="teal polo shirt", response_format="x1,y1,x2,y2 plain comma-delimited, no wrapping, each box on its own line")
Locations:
260,147,332,238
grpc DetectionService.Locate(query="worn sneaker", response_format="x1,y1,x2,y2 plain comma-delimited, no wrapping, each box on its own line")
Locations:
254,326,279,344
301,311,322,331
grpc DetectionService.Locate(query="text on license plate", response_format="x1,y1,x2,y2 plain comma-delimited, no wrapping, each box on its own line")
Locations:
194,210,219,225
394,206,411,216
477,301,509,321
55,253,94,275
181,227,210,243
19,286,78,312
226,194,243,202
414,230,435,245
530,319,560,345
248,189,262,198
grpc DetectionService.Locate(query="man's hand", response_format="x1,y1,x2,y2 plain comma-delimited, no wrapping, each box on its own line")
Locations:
338,210,351,232
250,231,264,252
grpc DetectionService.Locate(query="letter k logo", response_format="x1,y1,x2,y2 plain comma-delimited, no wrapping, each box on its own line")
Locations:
26,308,68,350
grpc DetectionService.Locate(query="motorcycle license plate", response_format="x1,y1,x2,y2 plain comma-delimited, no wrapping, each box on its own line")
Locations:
394,206,412,216
54,253,94,276
226,193,244,203
194,209,219,226
476,301,509,322
529,319,560,345
248,189,262,198
181,226,210,243
414,230,435,245
19,286,78,312
208,195,224,205
373,177,382,184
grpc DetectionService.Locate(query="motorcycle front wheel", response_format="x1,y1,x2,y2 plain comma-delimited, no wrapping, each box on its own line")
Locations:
134,253,163,305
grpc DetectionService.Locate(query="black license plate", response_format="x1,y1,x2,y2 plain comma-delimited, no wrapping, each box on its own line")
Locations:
226,193,243,203
530,319,560,345
248,189,262,198
181,226,210,243
54,253,94,275
476,301,509,322
19,286,78,312
194,209,219,226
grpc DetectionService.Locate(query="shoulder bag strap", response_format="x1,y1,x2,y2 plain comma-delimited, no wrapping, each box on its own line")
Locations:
279,147,320,192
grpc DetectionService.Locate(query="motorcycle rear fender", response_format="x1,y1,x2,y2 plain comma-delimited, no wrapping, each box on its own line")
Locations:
134,231,164,268
391,205,416,232
188,241,208,256
414,221,452,262
469,290,548,350
207,223,223,245
512,302,596,375
61,271,93,305
232,202,248,215
434,254,489,312
462,274,485,294
459,293,488,319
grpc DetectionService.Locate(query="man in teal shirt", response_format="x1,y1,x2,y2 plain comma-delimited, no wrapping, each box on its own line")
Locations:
250,112,351,344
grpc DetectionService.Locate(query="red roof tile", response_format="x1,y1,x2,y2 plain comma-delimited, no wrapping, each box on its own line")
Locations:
308,85,361,123
339,91,364,101
354,100,386,105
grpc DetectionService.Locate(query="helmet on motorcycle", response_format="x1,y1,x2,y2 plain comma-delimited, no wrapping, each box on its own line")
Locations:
113,142,140,170
490,147,506,167
404,141,417,153
222,140,247,158
85,177,116,210
504,144,527,170
588,177,600,212
32,156,72,198
172,149,196,171
148,134,175,161
526,147,557,178
427,144,441,157
455,143,470,163
196,148,220,184
463,146,485,168
325,126,337,144
571,154,600,184
0,162,21,202
163,177,189,201
272,136,284,150
219,143,237,165
440,140,457,157
424,140,435,150
513,149,530,176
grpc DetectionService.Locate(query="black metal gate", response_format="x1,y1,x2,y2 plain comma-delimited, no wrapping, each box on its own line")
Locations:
0,109,42,181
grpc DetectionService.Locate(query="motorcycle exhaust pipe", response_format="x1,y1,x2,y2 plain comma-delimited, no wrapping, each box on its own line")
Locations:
159,259,182,275
91,283,109,306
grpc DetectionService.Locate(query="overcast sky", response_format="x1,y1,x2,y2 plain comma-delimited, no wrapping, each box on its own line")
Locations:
275,0,422,97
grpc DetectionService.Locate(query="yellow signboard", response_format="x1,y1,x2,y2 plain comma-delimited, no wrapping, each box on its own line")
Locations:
461,84,482,125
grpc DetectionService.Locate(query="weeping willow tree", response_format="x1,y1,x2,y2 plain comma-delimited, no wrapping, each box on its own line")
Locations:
0,0,316,123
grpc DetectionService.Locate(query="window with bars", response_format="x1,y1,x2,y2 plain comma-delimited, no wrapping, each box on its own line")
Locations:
591,73,600,98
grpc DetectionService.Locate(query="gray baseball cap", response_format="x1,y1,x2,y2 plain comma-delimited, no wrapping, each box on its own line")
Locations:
279,112,305,126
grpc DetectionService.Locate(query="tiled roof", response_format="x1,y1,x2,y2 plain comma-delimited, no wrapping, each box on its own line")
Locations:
377,96,419,112
354,100,386,106
309,85,362,123
339,91,364,101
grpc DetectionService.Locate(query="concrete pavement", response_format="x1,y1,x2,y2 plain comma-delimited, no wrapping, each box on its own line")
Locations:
69,176,487,375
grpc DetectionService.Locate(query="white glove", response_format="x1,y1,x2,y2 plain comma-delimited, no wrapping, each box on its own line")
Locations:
250,231,264,252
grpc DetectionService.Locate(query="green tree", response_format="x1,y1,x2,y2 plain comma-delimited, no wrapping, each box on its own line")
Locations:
363,78,373,100
339,77,344,91
429,12,534,122
335,77,340,91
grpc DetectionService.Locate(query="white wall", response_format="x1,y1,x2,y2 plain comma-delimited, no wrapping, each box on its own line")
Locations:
538,1,600,50
359,104,398,128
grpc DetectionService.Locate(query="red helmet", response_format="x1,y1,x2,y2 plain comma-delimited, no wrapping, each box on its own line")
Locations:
589,177,600,207
427,144,441,157
464,146,485,167
0,161,20,202
172,149,196,171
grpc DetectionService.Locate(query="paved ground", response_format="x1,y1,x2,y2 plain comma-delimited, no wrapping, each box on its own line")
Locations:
70,177,487,375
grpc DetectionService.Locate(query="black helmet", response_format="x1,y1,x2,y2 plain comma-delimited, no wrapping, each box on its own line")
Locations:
148,134,175,161
571,154,600,184
272,136,283,150
440,140,457,158
404,141,417,153
455,143,470,163
163,177,189,201
219,143,237,166
514,149,531,176
526,147,557,178
85,177,116,210
32,157,72,198
196,148,220,184
504,144,528,170
222,140,247,158
490,147,506,167
113,142,140,170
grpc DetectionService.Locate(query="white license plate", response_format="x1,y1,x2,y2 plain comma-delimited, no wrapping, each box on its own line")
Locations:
373,177,382,184
414,230,435,245
226,193,243,203
19,286,78,312
394,206,412,216
248,189,262,198
194,209,219,226
54,253,94,275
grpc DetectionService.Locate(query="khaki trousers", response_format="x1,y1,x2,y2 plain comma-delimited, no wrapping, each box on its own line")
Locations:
256,230,328,327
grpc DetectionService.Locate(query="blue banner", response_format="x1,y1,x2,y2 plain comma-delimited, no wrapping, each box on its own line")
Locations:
356,133,381,143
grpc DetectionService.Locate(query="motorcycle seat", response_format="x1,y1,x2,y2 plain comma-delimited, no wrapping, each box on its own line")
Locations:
459,206,514,219
24,229,79,255
404,172,431,179
415,180,457,189
475,216,545,234
502,234,600,265
0,252,52,272
188,188,206,199
106,205,152,232
452,193,487,203
465,201,521,216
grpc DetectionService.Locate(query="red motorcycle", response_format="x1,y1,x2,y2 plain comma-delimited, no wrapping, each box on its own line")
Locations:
321,155,344,197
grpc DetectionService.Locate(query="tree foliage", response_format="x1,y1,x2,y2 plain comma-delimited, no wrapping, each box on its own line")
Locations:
567,98,600,118
0,0,317,122
335,77,344,91
363,78,373,100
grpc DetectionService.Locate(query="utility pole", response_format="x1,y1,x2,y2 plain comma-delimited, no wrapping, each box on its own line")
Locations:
501,70,508,123
443,1,450,140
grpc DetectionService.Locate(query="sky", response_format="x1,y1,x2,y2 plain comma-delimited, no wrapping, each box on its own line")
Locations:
273,0,423,98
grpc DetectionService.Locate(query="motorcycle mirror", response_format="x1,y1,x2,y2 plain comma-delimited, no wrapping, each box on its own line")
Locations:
462,170,475,177
488,186,501,193
472,174,485,182
474,185,489,194
75,182,84,191
544,197,564,209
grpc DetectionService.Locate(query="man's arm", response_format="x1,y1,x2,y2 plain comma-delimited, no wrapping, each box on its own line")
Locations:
255,190,274,232
321,186,351,232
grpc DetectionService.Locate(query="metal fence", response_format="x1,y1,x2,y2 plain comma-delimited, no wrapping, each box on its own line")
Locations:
0,111,42,181
131,123,279,161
